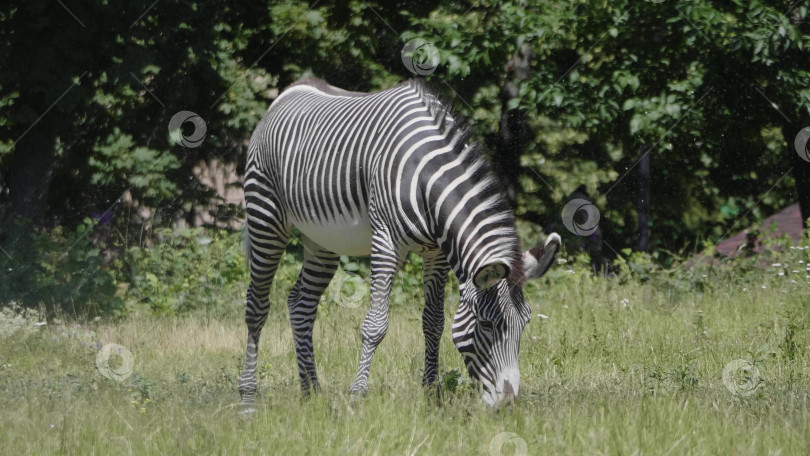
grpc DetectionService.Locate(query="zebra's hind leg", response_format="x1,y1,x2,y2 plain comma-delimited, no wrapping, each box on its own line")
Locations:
288,237,339,393
421,250,449,388
238,191,290,406
349,231,401,396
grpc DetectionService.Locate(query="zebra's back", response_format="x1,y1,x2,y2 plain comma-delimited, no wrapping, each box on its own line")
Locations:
246,80,429,255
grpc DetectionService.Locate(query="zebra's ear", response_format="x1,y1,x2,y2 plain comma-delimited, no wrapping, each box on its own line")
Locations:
522,233,561,282
473,262,510,290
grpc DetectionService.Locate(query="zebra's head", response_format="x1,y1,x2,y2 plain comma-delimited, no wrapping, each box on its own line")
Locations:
453,233,561,408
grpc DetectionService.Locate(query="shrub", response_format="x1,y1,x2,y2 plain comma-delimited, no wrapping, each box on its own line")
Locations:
0,218,120,315
120,227,248,315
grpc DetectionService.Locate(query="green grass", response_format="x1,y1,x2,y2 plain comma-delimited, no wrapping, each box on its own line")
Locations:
2,250,810,455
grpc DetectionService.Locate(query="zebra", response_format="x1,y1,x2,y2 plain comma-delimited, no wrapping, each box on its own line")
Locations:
238,77,561,408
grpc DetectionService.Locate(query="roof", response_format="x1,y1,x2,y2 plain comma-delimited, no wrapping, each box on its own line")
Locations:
715,203,805,258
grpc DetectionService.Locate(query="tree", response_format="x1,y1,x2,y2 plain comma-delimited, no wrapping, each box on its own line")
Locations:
407,0,809,258
1,0,807,262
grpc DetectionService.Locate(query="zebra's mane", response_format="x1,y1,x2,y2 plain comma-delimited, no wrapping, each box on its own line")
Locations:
408,79,468,142
408,79,525,284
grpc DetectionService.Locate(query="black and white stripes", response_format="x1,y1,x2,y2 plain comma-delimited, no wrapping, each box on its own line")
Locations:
237,78,561,408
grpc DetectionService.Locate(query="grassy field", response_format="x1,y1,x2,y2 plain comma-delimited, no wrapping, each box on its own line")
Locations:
2,245,810,455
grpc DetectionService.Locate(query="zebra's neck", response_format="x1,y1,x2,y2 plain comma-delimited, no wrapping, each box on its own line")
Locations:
416,140,520,283
398,81,521,282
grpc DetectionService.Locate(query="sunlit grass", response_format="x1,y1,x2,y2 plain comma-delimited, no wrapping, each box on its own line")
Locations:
2,251,810,455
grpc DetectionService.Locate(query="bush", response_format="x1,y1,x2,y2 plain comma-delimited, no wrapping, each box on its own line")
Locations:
0,218,120,315
120,228,248,315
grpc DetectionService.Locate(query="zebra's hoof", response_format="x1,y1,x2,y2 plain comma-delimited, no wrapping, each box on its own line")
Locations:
348,384,368,397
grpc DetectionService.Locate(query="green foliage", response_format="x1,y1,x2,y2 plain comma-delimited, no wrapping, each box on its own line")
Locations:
90,131,181,200
0,224,251,317
407,0,809,255
779,305,803,361
391,254,425,308
0,218,120,314
120,228,248,314
2,0,810,311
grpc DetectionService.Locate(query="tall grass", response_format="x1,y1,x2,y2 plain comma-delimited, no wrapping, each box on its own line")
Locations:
2,239,810,454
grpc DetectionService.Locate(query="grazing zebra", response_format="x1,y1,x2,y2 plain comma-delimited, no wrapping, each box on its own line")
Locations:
239,78,561,408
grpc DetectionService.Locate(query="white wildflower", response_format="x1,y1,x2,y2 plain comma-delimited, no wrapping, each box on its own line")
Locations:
0,303,43,339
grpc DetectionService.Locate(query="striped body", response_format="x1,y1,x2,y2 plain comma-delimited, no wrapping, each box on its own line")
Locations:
238,79,560,409
247,80,515,270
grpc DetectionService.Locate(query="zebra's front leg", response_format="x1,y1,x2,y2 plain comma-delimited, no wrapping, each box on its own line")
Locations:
288,238,339,393
349,233,401,396
421,251,449,388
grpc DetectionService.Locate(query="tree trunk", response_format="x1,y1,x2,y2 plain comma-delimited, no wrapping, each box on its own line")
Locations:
5,120,58,225
637,149,651,251
495,43,532,206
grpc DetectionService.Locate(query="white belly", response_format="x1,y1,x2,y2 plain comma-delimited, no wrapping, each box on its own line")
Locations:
293,216,373,256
